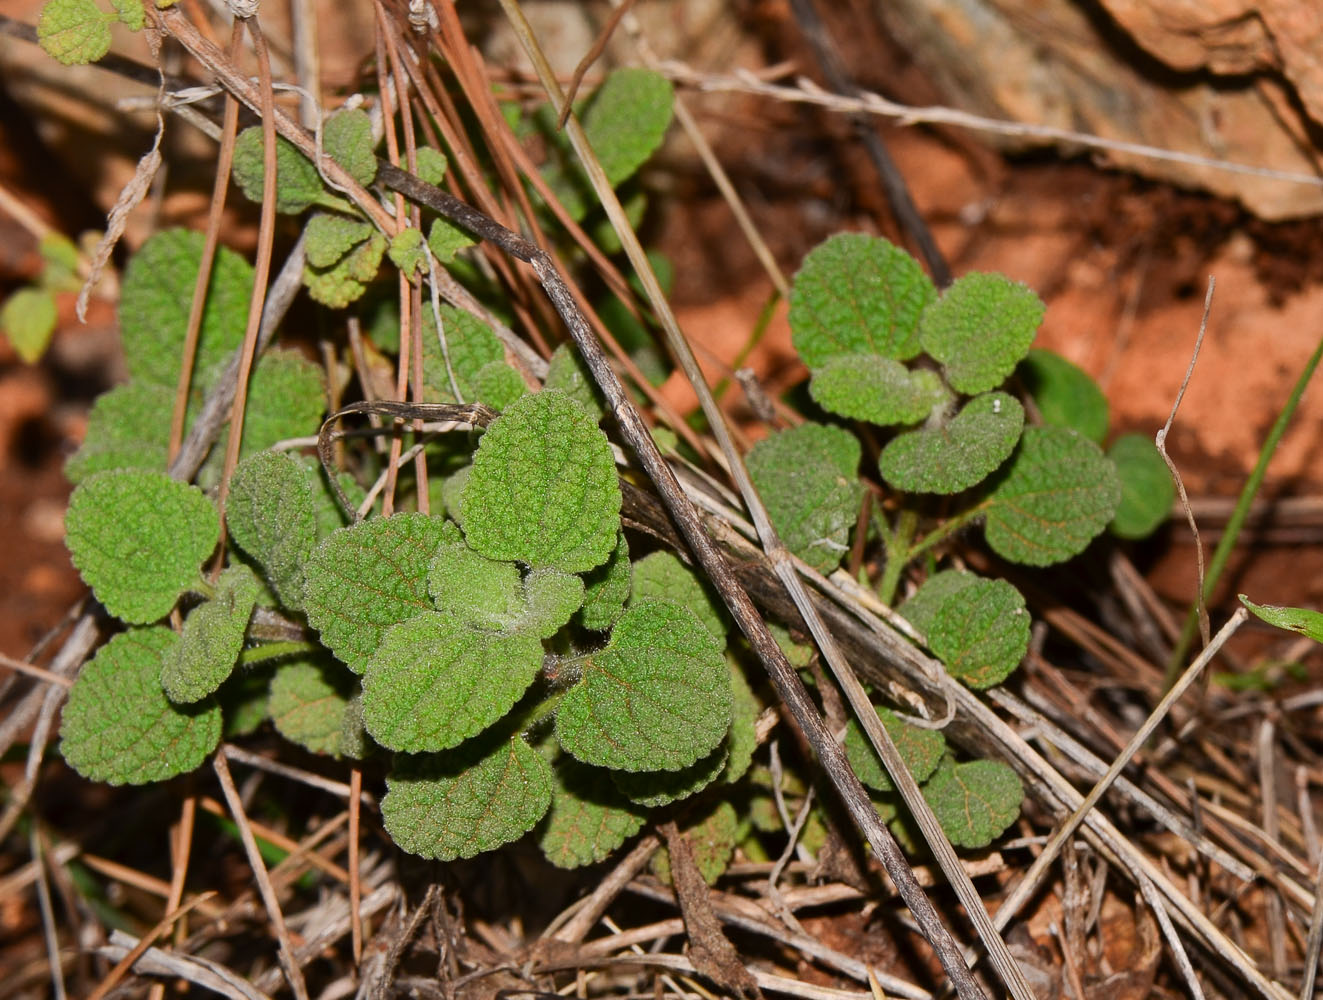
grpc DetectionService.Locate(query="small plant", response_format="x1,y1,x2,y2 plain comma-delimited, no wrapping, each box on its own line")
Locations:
48,24,1176,873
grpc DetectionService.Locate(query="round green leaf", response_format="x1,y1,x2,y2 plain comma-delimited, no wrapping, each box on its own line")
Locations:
746,422,863,574
382,730,553,860
2,287,57,363
231,127,324,215
362,612,542,752
919,272,1043,394
582,68,674,188
843,705,945,794
60,628,222,785
323,108,377,186
539,758,646,869
651,800,738,885
305,213,375,268
879,392,1023,495
809,354,949,426
65,470,218,624
611,743,728,808
239,349,326,455
545,343,606,423
723,660,759,784
160,564,260,703
428,541,524,631
65,381,172,485
789,234,935,367
521,568,584,638
630,550,725,643
923,757,1023,849
984,425,1121,566
928,578,1029,689
38,0,112,65
1017,348,1108,444
227,451,318,611
897,569,979,637
578,531,631,631
303,513,448,672
1107,433,1174,540
462,390,621,572
268,657,356,755
557,600,730,772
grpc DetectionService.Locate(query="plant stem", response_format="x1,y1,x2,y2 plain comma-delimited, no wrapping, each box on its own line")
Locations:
238,641,314,666
1164,331,1323,686
712,288,781,403
906,502,988,564
877,506,917,606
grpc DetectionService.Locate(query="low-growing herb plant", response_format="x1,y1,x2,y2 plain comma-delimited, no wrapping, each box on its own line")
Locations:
46,12,1176,874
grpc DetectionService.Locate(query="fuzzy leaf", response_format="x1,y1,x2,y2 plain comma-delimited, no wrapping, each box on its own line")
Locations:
984,426,1121,565
2,288,57,363
471,361,528,411
1239,596,1323,642
652,800,738,885
723,661,759,784
232,127,324,214
746,422,863,574
612,743,728,808
160,565,260,703
382,730,553,860
1017,348,1108,445
65,381,171,484
323,108,376,186
788,234,935,368
388,228,426,278
923,757,1023,849
416,147,447,185
426,217,475,263
65,470,218,624
303,513,448,672
227,451,318,610
920,273,1043,395
305,213,374,268
521,568,584,638
810,354,948,426
38,0,112,65
303,231,386,307
557,600,730,772
879,392,1023,494
240,349,326,455
463,390,621,572
898,569,979,637
582,68,674,187
268,657,356,755
109,0,144,30
421,306,507,404
578,531,631,630
630,550,725,642
929,578,1029,689
362,612,542,751
544,343,606,422
60,628,221,784
539,759,646,868
1108,433,1173,539
843,705,945,794
119,229,252,392
428,542,524,631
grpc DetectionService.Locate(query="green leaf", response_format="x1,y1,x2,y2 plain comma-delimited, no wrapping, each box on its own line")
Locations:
323,108,377,186
388,228,426,278
38,0,112,65
428,541,524,631
984,425,1121,566
303,231,386,308
723,660,759,784
227,451,318,610
59,628,222,784
929,578,1029,689
545,344,606,422
240,349,326,455
809,354,949,426
65,470,218,624
557,600,730,772
109,0,143,29
878,392,1023,495
39,233,82,292
539,758,646,868
521,568,584,638
160,564,260,703
1108,433,1173,539
898,569,979,637
578,530,631,630
219,665,273,738
919,272,1043,395
582,68,674,187
382,729,553,860
746,422,863,574
1240,595,1323,643
2,288,57,363
788,234,935,368
415,147,447,186
119,229,252,392
463,390,621,573
923,757,1023,849
65,381,170,484
268,657,356,755
630,550,725,643
303,512,448,672
421,306,507,404
305,213,375,269
612,743,728,807
652,800,738,885
471,361,529,411
843,705,945,793
339,690,371,759
362,611,543,751
1017,348,1108,444
232,127,324,215
426,217,475,263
